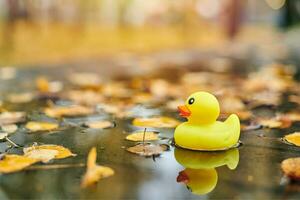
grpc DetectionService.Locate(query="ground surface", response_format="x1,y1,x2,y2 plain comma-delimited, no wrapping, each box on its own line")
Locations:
0,62,300,200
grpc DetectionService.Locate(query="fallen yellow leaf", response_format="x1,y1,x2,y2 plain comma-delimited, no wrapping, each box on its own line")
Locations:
66,90,104,106
127,143,168,156
278,112,300,122
0,132,8,140
132,93,153,104
44,105,94,118
24,149,58,163
0,155,38,174
7,92,34,104
24,145,76,159
258,118,283,128
132,117,180,128
281,157,300,181
284,132,300,147
1,124,18,134
69,73,102,89
126,131,159,142
36,77,63,93
25,121,59,132
81,147,114,188
258,117,292,129
0,112,26,125
36,77,50,93
85,121,114,129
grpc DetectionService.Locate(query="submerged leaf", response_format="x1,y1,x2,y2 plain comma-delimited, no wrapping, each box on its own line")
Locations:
25,121,59,132
0,155,38,174
284,132,300,147
24,145,76,160
281,157,300,181
126,131,159,142
84,121,115,129
126,143,168,156
44,105,94,118
81,147,114,188
132,117,180,128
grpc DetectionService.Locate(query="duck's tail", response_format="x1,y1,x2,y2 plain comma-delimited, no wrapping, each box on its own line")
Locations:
224,114,240,143
225,148,239,170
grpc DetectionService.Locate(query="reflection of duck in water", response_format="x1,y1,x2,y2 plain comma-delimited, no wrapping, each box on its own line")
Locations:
175,148,239,195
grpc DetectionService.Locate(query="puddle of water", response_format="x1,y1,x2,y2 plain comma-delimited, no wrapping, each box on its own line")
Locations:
0,67,299,199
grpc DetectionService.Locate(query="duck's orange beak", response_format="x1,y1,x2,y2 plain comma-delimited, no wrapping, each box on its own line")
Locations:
178,105,191,117
177,170,189,184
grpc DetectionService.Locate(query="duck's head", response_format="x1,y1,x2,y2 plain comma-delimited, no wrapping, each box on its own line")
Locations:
178,91,220,124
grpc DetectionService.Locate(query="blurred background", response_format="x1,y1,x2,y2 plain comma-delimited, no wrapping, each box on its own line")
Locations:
0,2,300,199
0,0,299,66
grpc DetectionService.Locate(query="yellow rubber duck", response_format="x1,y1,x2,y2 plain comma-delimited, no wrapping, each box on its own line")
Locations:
174,91,240,151
175,148,239,195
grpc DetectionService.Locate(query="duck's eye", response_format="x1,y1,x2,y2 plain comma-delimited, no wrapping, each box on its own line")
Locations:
188,97,195,105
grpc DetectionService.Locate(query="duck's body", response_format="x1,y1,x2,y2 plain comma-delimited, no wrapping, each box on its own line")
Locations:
175,114,240,151
174,92,240,151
